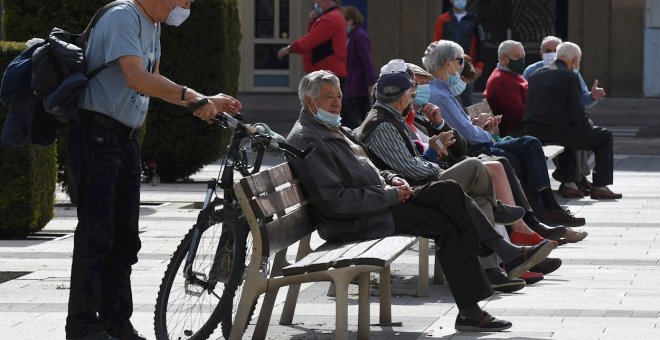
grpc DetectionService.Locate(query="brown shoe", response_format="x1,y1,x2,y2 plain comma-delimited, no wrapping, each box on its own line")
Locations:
565,227,588,243
590,186,622,199
558,183,584,198
541,208,586,227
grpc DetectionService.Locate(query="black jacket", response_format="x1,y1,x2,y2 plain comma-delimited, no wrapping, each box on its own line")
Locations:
523,59,590,127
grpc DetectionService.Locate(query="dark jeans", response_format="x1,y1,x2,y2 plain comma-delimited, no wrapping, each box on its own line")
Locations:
340,96,371,129
479,155,537,213
526,123,614,186
391,180,498,309
65,122,142,338
489,135,552,192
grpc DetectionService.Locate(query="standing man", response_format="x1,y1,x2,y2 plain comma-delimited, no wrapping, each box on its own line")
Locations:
525,42,621,200
432,0,485,106
66,1,242,340
277,0,347,79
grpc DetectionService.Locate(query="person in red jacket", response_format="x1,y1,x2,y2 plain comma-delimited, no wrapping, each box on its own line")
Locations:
277,0,347,78
483,40,528,137
433,0,484,106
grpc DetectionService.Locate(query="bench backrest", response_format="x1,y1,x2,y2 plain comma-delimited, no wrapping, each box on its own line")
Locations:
235,162,315,258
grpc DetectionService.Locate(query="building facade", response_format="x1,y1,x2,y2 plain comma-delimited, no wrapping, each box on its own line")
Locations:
238,0,655,97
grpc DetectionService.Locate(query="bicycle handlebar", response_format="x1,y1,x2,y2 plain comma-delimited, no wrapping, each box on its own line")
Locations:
188,98,314,159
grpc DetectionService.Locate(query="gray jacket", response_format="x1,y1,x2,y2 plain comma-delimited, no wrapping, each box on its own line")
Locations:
286,111,401,242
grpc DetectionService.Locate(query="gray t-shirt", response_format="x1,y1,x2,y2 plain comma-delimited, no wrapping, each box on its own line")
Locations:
79,2,161,128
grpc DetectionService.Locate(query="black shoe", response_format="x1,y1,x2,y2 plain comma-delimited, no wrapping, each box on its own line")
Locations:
486,268,525,293
541,207,586,227
503,240,554,278
106,325,149,340
493,200,525,225
455,311,513,332
529,257,562,275
67,332,117,340
528,221,567,240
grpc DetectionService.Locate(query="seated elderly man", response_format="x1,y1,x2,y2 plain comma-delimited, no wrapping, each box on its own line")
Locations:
524,42,621,199
524,36,607,198
286,70,553,331
423,40,586,227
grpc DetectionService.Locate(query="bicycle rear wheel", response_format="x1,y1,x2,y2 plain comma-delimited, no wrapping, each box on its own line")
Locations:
154,212,231,340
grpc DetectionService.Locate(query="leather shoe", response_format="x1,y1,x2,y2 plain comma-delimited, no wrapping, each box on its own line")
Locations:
520,271,544,284
503,240,554,278
492,200,525,225
541,207,586,227
530,257,562,275
590,186,622,199
564,227,588,243
107,325,149,340
528,221,566,240
486,268,526,293
578,176,592,195
455,311,512,332
558,183,584,198
67,332,117,340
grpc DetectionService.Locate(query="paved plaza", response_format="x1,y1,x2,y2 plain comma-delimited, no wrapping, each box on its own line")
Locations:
1,99,660,339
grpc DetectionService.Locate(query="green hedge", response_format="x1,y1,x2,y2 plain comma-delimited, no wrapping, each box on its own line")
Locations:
141,0,241,182
0,41,57,239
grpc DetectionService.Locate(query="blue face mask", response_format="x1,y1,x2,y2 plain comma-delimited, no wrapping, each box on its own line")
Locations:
413,84,430,106
313,3,323,14
312,101,341,126
454,0,467,10
448,64,467,96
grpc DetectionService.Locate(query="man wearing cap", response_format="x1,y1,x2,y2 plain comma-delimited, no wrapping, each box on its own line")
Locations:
286,70,553,332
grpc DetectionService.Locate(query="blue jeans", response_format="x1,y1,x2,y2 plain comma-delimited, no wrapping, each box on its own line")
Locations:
489,135,551,192
65,122,142,338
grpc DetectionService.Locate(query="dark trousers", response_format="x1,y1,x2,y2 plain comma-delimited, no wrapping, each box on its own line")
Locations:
490,135,552,192
65,122,142,338
340,96,371,129
390,180,498,309
526,123,614,186
480,155,538,213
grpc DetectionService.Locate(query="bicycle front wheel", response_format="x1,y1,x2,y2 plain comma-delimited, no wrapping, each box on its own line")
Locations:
154,214,230,340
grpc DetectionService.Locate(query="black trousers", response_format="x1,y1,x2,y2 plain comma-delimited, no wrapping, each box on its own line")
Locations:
340,96,371,129
65,122,142,338
526,123,614,186
390,180,499,309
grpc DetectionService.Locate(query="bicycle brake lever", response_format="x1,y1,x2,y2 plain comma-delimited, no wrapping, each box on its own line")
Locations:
187,97,209,112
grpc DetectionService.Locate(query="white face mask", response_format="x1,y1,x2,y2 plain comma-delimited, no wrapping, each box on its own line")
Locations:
542,52,556,66
165,2,191,27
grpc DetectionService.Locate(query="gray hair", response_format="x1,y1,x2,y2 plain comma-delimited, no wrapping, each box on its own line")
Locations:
556,41,582,61
541,36,562,50
497,40,523,59
297,70,340,106
424,40,464,74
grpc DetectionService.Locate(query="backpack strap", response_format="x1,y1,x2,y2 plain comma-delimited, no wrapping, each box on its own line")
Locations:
83,0,144,80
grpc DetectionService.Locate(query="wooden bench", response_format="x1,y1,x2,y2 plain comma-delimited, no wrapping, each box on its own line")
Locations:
464,100,564,161
231,162,422,340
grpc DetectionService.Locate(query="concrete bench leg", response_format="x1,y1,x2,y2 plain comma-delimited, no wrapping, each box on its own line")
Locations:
228,281,262,340
417,237,429,297
334,279,350,340
358,272,371,340
379,265,392,324
279,284,301,325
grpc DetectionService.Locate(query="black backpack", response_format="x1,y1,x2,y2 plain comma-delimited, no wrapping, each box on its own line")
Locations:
0,0,131,148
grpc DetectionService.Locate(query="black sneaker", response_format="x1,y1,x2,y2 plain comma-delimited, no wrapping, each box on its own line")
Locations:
493,200,525,225
106,324,149,340
67,332,117,340
485,268,526,293
455,311,513,332
503,240,554,278
530,257,562,275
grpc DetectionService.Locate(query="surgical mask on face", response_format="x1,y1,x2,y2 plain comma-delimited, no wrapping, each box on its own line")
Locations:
165,2,191,26
542,52,556,66
313,2,323,14
448,63,467,96
413,84,430,106
454,0,467,10
312,101,341,126
508,58,526,75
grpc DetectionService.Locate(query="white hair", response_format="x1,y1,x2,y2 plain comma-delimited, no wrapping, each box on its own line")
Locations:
541,36,563,50
297,70,340,106
556,41,582,61
497,40,523,59
424,40,464,74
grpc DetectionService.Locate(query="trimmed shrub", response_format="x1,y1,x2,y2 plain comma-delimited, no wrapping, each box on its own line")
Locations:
141,0,241,182
0,41,57,238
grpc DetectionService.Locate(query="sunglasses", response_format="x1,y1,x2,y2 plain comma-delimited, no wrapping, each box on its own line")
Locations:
455,57,464,65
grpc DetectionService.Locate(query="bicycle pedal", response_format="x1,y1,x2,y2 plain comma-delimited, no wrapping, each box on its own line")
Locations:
184,271,208,296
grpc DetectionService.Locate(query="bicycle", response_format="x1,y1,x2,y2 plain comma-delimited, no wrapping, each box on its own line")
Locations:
153,98,313,340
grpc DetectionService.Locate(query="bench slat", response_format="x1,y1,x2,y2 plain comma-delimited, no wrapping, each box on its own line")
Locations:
304,239,381,273
281,241,346,276
250,183,305,219
239,162,294,197
542,144,565,160
262,206,315,257
350,236,417,267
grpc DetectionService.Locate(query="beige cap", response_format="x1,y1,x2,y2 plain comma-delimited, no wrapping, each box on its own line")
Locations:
406,62,433,79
